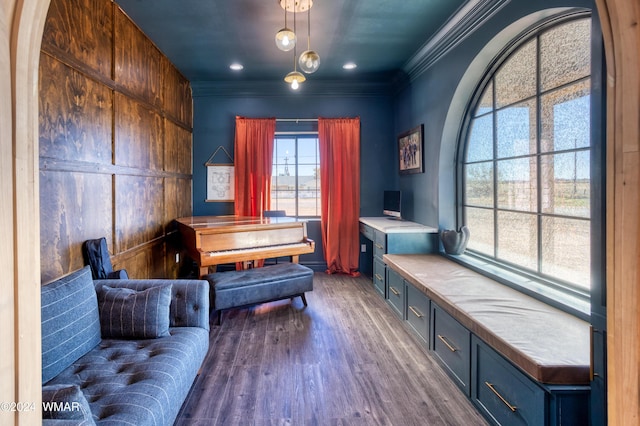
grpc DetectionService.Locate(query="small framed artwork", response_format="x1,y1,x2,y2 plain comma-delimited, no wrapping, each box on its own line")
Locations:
205,146,235,202
398,124,424,175
206,164,235,202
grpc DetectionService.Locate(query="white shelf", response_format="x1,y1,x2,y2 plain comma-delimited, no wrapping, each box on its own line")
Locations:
359,217,438,234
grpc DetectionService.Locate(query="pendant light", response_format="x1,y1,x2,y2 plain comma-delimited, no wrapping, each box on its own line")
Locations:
284,7,305,90
275,0,296,51
298,5,320,74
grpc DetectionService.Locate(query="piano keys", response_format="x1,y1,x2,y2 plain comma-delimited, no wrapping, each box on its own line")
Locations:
175,215,315,277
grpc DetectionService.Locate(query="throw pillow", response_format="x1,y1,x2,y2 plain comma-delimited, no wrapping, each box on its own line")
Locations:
98,284,172,339
42,383,95,425
41,265,101,384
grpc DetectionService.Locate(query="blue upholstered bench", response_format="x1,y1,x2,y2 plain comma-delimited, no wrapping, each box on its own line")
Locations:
205,262,314,324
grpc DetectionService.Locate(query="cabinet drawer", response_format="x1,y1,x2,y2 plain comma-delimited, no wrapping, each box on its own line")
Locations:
386,268,404,318
373,258,386,297
406,283,429,343
359,222,374,241
373,230,386,259
431,304,471,394
472,336,545,426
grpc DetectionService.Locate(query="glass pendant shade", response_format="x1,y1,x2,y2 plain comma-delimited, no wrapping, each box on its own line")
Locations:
299,50,320,73
275,28,296,51
284,70,306,90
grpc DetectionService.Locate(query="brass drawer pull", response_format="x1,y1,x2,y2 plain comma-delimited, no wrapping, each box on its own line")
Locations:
375,243,384,249
408,306,423,318
437,334,457,352
389,286,400,296
485,382,517,412
375,273,383,281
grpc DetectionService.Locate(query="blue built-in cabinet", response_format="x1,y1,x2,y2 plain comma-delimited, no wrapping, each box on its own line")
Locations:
378,253,592,426
381,263,590,426
359,216,439,299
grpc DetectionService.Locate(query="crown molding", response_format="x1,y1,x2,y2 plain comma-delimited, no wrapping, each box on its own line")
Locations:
403,0,511,81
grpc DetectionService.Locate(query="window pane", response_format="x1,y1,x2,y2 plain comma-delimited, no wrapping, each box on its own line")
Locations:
466,115,493,162
274,138,295,164
270,190,295,216
495,39,537,108
497,211,538,270
497,99,536,158
541,217,590,289
541,151,590,217
540,19,591,91
541,81,591,152
298,138,319,164
271,136,321,217
497,157,537,212
465,162,493,207
475,81,493,116
298,176,319,191
272,170,296,187
298,191,320,216
466,207,494,255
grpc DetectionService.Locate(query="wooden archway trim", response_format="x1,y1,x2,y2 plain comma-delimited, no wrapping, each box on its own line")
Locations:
595,0,640,424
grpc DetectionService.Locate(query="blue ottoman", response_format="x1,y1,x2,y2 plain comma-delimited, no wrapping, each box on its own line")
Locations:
205,262,314,324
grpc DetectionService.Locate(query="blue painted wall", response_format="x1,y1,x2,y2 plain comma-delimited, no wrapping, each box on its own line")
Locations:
191,87,395,268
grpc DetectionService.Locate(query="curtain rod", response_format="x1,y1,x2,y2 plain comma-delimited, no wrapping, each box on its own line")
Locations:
274,131,318,135
275,118,318,122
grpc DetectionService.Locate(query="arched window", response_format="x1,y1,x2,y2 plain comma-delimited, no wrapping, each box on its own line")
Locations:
462,15,593,296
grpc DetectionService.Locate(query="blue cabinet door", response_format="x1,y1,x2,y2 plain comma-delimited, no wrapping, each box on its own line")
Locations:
471,336,545,426
386,268,405,318
406,283,429,344
431,303,471,395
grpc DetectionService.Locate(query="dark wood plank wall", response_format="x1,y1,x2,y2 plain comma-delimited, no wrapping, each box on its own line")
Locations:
39,0,193,283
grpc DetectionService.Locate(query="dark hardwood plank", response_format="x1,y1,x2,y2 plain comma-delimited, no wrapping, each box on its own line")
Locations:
177,273,488,425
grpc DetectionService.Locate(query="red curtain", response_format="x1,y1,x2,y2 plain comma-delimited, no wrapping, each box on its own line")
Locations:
318,117,361,276
233,116,276,217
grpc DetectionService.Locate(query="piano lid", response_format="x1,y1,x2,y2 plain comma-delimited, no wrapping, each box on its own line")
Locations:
175,215,303,229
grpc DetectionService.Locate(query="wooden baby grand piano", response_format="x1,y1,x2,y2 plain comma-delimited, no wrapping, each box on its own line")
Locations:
176,215,315,277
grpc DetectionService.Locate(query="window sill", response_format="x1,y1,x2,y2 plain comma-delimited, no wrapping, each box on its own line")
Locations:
441,251,590,321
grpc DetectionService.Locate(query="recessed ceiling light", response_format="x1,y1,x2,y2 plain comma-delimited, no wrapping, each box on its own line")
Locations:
230,63,244,71
343,62,357,70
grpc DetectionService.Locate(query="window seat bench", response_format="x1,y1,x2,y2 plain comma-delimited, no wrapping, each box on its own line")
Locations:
383,253,590,425
383,253,590,384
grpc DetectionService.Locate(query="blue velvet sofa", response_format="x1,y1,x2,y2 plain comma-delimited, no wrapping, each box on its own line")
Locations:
41,265,210,425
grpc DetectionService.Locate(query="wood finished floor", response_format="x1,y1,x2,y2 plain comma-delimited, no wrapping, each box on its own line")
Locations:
176,273,488,426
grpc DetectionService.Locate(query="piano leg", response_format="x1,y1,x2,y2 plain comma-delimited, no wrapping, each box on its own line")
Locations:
199,265,214,278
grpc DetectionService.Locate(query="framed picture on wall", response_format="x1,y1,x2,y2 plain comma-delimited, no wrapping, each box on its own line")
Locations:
206,164,234,202
398,124,424,175
205,146,235,202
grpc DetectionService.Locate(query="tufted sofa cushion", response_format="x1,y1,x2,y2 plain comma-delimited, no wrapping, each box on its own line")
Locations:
45,327,209,425
41,266,102,383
